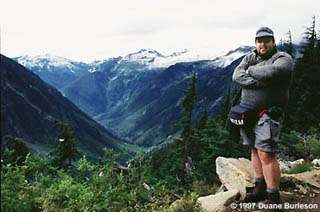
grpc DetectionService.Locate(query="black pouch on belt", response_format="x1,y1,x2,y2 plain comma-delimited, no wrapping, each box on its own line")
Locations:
229,105,259,127
228,104,259,142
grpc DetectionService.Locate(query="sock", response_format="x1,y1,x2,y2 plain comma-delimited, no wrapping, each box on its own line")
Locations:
267,187,279,193
255,178,265,183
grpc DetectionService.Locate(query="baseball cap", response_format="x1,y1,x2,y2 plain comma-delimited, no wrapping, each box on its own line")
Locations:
255,27,274,38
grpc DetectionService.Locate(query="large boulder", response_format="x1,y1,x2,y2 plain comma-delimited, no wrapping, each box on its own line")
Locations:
282,169,320,189
197,189,239,212
216,157,254,199
312,159,320,167
196,157,320,212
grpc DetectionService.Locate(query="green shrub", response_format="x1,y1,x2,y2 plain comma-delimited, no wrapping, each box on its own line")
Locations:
288,162,313,174
169,192,201,212
280,177,300,190
280,130,320,160
1,163,41,211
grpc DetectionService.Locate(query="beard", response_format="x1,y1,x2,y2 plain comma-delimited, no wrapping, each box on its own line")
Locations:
258,46,276,59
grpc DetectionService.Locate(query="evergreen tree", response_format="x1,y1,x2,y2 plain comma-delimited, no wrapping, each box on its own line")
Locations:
195,107,207,130
176,72,197,185
285,16,320,132
217,86,232,127
283,30,294,57
49,120,80,169
304,16,317,49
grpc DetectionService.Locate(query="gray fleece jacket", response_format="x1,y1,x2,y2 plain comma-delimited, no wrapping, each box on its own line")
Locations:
232,49,293,109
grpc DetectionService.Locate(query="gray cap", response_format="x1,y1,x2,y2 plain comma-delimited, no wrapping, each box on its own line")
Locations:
255,27,274,38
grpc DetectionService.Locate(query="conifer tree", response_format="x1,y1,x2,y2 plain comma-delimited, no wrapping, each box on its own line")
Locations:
49,120,80,169
286,16,320,132
176,72,197,185
218,86,231,127
195,107,207,130
304,16,317,49
283,30,294,57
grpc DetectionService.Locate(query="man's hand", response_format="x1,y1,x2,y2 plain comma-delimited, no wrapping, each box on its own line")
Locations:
246,69,267,87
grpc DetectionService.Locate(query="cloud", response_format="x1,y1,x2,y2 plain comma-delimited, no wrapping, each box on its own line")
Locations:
1,0,319,62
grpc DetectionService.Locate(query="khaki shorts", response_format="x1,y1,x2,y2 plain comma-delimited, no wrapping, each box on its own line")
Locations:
240,113,282,153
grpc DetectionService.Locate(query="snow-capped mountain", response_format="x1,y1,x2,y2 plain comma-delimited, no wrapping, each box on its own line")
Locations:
2,55,123,157
14,54,89,74
14,54,91,89
14,46,253,79
120,48,218,69
12,45,255,147
123,49,164,63
210,45,254,67
60,46,254,146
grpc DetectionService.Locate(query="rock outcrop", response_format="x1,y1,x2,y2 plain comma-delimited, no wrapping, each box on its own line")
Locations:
198,189,239,212
282,169,320,188
312,159,320,167
216,157,254,200
197,157,320,212
279,158,305,172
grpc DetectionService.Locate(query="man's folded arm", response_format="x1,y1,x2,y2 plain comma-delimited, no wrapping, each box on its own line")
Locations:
232,55,259,88
247,56,293,82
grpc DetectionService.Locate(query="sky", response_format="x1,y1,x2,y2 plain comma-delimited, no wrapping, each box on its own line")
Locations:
1,0,319,62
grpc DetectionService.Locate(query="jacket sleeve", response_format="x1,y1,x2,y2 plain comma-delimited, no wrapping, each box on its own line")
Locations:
247,55,293,82
232,54,258,88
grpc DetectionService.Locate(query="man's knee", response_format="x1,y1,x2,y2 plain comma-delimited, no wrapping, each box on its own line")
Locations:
251,147,258,154
257,150,276,165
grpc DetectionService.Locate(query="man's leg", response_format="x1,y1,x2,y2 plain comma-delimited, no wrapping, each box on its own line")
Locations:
258,150,282,212
258,150,281,190
251,147,264,178
243,147,267,202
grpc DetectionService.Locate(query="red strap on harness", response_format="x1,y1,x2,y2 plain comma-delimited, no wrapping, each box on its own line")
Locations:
241,109,267,120
258,109,267,117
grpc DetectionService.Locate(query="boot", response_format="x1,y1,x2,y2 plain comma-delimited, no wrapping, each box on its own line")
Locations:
243,180,267,202
260,192,283,212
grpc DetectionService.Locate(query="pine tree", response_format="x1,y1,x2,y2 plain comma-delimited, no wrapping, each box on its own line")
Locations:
283,30,294,57
175,72,197,185
286,16,320,132
304,16,317,49
49,120,80,169
195,107,207,130
218,86,231,127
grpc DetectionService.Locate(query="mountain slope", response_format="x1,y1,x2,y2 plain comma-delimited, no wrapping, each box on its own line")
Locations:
12,46,254,147
60,47,253,146
13,54,91,90
1,55,122,158
99,57,245,146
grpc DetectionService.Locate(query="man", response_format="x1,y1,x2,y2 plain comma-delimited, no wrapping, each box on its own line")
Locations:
232,27,293,210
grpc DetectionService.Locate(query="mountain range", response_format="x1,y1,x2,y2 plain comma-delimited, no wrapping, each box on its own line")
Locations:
13,46,254,147
14,49,212,91
1,55,124,158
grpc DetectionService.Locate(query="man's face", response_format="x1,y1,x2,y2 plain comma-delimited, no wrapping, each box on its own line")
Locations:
255,37,275,56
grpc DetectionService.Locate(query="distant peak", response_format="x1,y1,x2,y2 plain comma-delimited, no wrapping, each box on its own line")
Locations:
123,49,165,64
168,49,189,57
225,45,254,56
128,49,163,57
